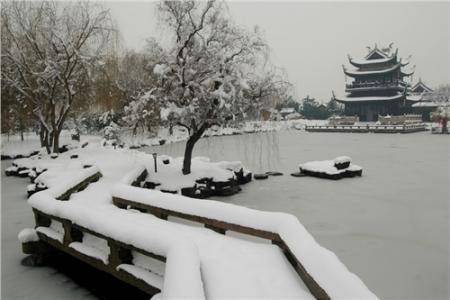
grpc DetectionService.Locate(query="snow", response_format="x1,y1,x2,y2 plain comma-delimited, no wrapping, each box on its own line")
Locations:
68,232,111,264
407,94,423,102
300,159,361,175
350,56,393,65
69,241,109,264
334,156,351,164
145,156,239,191
117,264,163,289
132,250,165,276
8,138,373,299
18,228,39,243
1,130,95,159
345,63,401,75
2,161,97,299
4,129,448,299
411,101,440,108
153,64,169,76
280,107,295,114
111,185,375,299
36,226,64,243
336,92,404,102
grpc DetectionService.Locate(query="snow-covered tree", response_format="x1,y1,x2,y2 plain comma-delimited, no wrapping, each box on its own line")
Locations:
122,89,160,136
429,84,450,103
152,0,269,174
1,1,116,153
246,64,293,118
118,44,162,136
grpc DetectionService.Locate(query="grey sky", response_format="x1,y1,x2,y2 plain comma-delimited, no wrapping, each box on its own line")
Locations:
106,1,450,102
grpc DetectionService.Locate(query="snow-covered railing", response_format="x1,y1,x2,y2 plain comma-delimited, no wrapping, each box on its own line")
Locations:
305,123,426,133
54,166,102,200
26,173,205,299
30,208,164,296
121,165,148,187
27,205,205,299
112,185,377,300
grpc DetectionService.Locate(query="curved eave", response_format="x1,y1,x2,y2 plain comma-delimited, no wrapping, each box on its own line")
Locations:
407,95,423,102
348,55,397,68
335,93,405,103
412,101,440,108
400,70,414,77
400,60,409,67
343,63,401,77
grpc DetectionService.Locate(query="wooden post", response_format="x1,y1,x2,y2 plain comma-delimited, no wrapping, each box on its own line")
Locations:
62,221,83,246
33,209,51,227
108,240,133,269
205,224,227,235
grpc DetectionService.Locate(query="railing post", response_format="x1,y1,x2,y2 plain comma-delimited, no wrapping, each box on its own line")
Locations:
204,224,227,235
62,222,83,246
108,240,133,269
33,209,51,228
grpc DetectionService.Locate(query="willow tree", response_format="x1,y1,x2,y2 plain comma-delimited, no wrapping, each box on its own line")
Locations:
151,0,269,174
1,1,116,153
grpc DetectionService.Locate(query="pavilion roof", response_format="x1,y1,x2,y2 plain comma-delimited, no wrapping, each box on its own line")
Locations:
343,63,402,77
411,79,433,93
348,48,399,68
334,92,405,103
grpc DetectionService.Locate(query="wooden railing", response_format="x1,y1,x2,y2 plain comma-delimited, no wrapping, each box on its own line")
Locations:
305,123,426,133
31,208,164,296
112,195,331,300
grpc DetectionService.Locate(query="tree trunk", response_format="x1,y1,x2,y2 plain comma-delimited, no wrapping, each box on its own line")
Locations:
39,125,45,147
39,123,51,154
182,125,207,175
52,129,60,153
44,131,50,154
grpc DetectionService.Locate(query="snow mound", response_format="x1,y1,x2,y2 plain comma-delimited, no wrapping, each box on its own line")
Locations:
300,159,362,175
334,156,351,164
18,228,39,243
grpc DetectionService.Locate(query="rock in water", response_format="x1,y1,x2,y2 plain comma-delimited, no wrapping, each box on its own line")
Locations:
266,171,283,176
254,173,269,180
290,172,306,177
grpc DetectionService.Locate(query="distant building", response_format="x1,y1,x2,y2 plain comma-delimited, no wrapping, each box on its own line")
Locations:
334,44,415,121
279,107,296,118
408,79,437,121
260,108,282,121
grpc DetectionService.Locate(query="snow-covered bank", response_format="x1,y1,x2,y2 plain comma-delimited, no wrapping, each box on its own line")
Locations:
1,131,102,160
9,141,251,199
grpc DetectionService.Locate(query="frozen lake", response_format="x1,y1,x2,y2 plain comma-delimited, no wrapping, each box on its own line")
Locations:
150,130,450,300
2,130,449,299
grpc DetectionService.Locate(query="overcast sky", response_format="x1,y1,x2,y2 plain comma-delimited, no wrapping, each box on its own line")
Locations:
106,1,450,102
